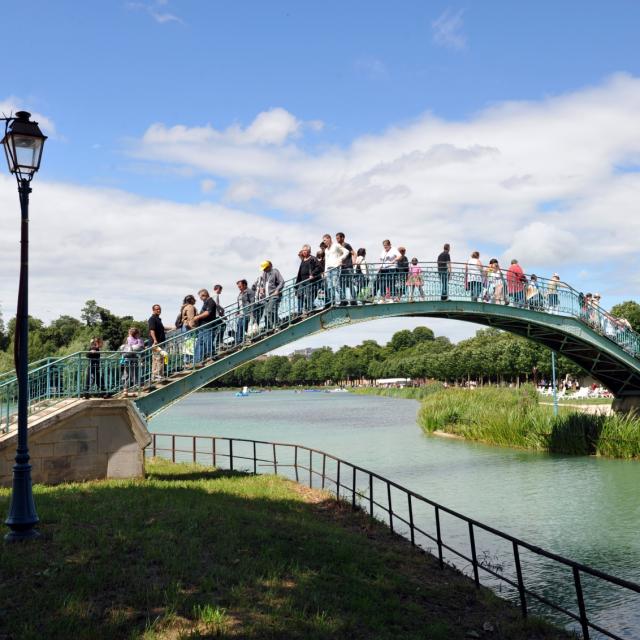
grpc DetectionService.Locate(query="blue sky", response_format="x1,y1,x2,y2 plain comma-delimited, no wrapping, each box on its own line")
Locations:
1,1,640,349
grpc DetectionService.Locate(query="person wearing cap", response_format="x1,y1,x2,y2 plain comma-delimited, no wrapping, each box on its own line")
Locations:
295,244,322,316
252,260,284,331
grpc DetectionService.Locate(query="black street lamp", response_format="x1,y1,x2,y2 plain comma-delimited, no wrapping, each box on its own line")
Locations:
2,111,47,542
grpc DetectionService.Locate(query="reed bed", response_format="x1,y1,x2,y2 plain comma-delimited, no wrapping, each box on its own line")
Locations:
417,386,640,458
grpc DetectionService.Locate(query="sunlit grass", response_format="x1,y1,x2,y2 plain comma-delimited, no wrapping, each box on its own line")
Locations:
0,459,569,639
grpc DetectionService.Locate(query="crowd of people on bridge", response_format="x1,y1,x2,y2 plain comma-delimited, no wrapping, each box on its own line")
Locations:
82,235,636,394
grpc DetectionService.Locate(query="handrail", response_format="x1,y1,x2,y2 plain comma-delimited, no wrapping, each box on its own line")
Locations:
1,263,639,433
146,432,640,639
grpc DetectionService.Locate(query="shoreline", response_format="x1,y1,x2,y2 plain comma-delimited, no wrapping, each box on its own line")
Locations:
355,386,639,460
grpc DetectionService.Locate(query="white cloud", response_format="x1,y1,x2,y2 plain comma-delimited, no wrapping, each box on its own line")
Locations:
225,180,260,202
431,9,467,51
3,74,640,351
126,1,184,25
150,10,182,24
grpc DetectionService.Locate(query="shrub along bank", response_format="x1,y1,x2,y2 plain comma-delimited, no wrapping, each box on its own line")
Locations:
416,386,640,458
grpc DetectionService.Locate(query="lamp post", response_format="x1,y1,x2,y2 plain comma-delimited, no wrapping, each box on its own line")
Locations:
2,111,47,542
551,351,559,417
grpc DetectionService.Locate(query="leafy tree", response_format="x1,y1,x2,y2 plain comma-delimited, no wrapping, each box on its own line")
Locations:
610,301,640,333
81,299,101,326
412,326,434,343
388,329,416,353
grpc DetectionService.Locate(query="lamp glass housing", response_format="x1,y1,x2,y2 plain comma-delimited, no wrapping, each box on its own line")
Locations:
2,112,47,179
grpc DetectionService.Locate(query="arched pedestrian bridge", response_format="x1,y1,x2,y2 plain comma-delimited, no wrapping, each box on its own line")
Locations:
2,263,640,431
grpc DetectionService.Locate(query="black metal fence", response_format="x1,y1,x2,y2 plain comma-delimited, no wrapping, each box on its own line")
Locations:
146,433,640,640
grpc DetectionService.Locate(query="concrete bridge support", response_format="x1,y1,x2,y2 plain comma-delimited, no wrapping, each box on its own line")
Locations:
0,399,151,487
611,396,640,415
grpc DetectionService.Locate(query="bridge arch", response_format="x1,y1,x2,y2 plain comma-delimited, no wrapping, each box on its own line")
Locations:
3,264,639,427
135,299,640,418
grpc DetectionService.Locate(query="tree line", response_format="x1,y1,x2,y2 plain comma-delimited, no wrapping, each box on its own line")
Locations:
214,327,585,387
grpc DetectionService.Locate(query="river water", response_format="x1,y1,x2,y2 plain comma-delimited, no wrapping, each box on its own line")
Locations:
150,391,640,638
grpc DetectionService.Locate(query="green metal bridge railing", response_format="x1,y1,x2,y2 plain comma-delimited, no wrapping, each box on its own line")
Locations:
1,263,638,433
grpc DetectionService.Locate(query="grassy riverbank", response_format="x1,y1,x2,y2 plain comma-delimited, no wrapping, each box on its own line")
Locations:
356,386,639,458
418,387,640,458
352,384,444,401
0,460,568,640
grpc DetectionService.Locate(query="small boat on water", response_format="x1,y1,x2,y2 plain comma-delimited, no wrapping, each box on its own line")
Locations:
236,386,265,397
328,388,349,393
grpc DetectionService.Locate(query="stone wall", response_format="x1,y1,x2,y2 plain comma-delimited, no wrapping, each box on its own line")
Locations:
0,400,151,486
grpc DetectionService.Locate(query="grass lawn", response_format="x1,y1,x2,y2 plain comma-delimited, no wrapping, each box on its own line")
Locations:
0,459,570,639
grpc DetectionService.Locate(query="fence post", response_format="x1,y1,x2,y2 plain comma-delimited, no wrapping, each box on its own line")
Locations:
468,522,480,587
309,449,313,488
408,493,415,546
352,466,356,510
76,353,82,397
512,541,527,618
387,481,393,532
171,435,175,463
294,446,299,482
272,443,278,475
253,441,257,475
229,439,234,471
336,460,341,501
369,474,373,517
322,454,326,489
192,436,196,463
212,438,216,467
573,567,590,640
152,433,156,458
435,506,444,568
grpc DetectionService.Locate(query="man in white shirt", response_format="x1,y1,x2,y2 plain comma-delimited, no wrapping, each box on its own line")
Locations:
322,233,349,306
377,239,400,299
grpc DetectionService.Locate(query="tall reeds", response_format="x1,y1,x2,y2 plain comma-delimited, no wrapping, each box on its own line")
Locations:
417,386,640,458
